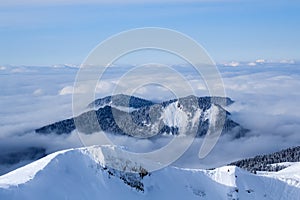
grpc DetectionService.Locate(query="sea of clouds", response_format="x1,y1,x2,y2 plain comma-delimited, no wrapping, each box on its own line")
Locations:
0,60,299,173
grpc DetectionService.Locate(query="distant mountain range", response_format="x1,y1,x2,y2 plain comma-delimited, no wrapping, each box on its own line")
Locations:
36,94,248,139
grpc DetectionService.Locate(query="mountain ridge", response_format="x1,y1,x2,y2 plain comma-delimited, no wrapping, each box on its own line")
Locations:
1,145,300,200
36,94,246,139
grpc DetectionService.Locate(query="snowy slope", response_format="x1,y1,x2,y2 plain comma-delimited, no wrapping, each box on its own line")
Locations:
259,162,300,188
0,146,300,200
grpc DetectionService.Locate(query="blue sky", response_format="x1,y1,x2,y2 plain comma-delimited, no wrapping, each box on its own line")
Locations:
0,0,300,65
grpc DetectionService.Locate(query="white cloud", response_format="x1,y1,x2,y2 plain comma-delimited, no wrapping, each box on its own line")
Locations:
223,61,240,67
0,66,75,137
52,64,80,69
59,86,74,95
33,89,44,96
95,81,115,94
220,59,298,67
279,59,295,64
255,59,266,63
11,67,25,73
59,81,116,96
247,62,256,66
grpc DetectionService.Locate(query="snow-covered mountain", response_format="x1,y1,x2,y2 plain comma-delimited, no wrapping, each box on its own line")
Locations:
0,95,248,176
36,94,247,139
0,145,299,200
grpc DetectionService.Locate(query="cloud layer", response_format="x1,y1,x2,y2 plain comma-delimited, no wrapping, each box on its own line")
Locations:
0,62,299,172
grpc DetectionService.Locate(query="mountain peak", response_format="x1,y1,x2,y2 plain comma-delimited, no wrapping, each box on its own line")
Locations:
36,94,246,138
88,94,155,109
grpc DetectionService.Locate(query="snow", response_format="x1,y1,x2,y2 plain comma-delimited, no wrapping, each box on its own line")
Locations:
86,145,160,173
162,101,188,129
0,146,300,200
206,166,238,187
0,149,70,189
261,162,300,188
204,104,220,127
161,101,202,135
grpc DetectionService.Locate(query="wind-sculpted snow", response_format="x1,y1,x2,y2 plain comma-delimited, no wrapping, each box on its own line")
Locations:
36,94,247,139
0,146,300,200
